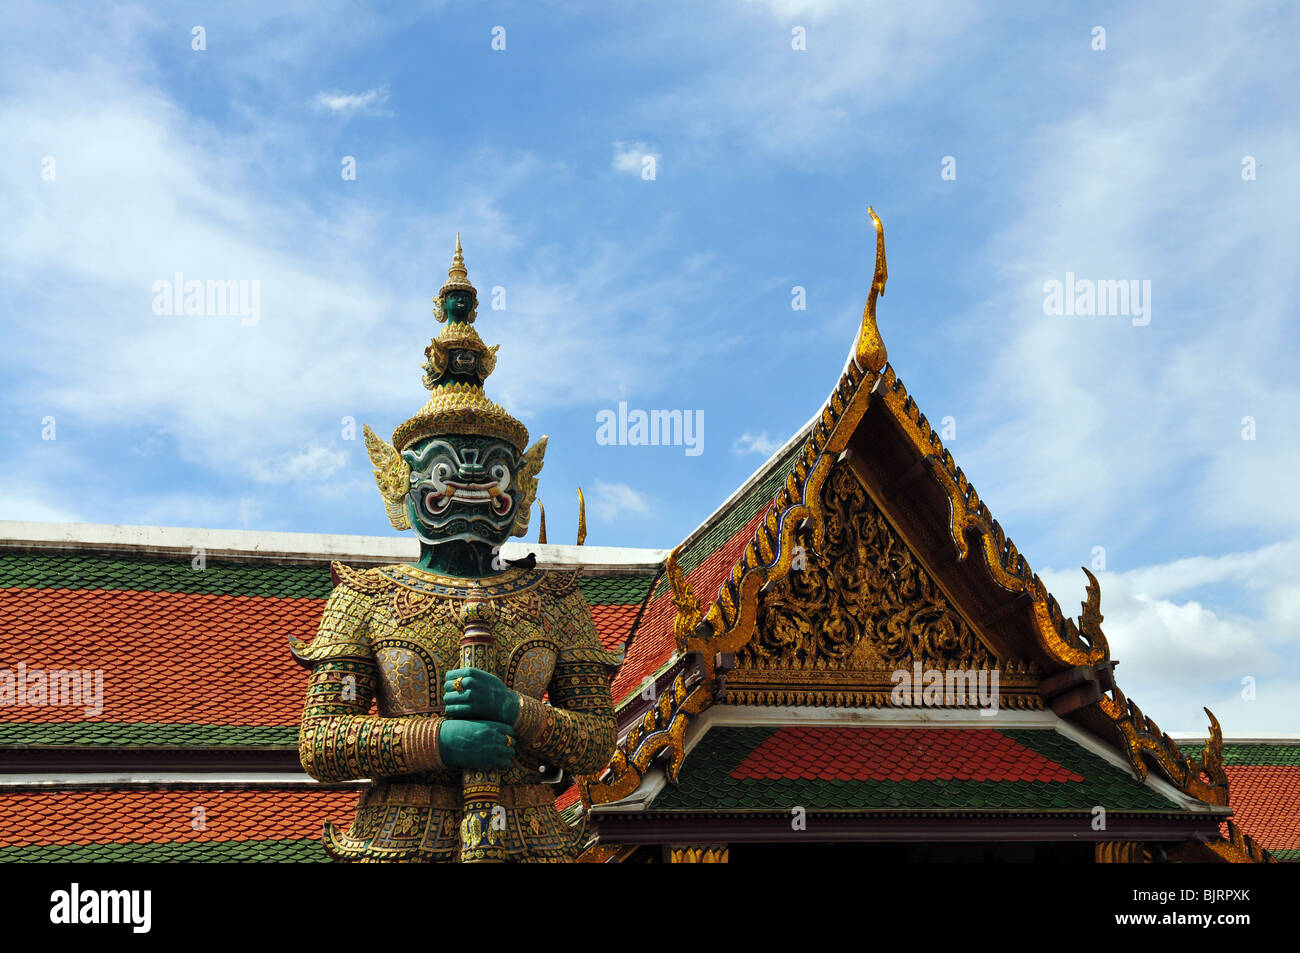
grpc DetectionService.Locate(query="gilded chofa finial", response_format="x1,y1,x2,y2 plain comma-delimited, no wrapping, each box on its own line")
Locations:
855,206,889,372
537,501,548,544
576,488,587,546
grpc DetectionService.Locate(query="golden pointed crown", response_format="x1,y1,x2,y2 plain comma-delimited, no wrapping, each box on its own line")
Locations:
392,236,529,453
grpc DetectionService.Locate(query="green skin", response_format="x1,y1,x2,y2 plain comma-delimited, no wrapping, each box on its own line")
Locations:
442,289,473,322
439,668,521,770
400,374,527,769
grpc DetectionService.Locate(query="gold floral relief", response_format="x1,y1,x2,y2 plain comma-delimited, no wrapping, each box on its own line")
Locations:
741,460,993,671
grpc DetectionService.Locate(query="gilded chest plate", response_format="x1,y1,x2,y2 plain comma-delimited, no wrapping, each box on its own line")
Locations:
363,565,558,714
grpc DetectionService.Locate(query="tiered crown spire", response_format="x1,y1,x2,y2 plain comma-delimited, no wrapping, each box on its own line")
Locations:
391,237,528,453
435,232,478,321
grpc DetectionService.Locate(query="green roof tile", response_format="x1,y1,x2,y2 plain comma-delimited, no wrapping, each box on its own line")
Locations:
0,551,333,600
1176,742,1300,766
1,551,664,606
577,573,658,606
0,839,328,863
0,722,297,747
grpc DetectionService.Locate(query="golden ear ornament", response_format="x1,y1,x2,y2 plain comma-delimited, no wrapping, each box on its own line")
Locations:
511,436,548,538
363,424,412,531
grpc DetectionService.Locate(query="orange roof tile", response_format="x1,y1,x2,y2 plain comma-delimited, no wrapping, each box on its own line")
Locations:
0,788,360,847
1225,765,1300,852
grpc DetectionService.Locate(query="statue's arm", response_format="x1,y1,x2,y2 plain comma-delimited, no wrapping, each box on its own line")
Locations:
512,588,618,774
293,584,444,782
514,657,617,774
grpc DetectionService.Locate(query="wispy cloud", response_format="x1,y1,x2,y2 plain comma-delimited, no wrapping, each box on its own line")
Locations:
953,3,1300,555
310,86,392,116
249,445,349,484
611,140,660,176
591,480,651,521
732,431,780,457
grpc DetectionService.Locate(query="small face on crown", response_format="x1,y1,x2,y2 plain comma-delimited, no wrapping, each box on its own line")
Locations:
401,434,522,548
441,290,475,323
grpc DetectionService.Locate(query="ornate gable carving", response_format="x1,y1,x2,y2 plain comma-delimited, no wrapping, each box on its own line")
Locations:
728,460,1041,709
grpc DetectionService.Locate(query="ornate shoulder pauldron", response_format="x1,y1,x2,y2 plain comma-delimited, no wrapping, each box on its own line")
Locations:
538,568,581,598
290,563,381,668
329,561,392,594
542,572,623,670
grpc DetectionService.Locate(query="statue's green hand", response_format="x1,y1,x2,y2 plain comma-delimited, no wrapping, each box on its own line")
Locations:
444,668,520,726
437,719,516,771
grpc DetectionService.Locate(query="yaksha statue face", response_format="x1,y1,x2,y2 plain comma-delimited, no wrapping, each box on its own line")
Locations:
402,434,524,548
362,235,547,573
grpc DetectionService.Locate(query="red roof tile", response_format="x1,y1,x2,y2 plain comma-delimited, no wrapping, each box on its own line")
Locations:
0,788,360,847
611,507,770,703
0,582,640,731
729,727,1085,783
1224,765,1300,852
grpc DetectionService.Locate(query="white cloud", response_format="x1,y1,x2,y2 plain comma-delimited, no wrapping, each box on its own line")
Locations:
310,86,391,116
591,480,651,521
249,445,348,484
732,431,780,457
1038,538,1300,735
617,2,984,162
611,140,660,175
744,0,859,18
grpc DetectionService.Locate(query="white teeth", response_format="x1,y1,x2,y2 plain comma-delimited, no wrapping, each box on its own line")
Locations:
418,482,498,506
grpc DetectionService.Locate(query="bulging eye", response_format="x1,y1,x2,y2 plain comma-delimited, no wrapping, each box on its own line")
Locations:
490,463,510,490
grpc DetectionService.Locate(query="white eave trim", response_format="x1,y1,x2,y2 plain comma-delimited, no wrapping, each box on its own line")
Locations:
499,542,668,571
0,772,367,787
0,520,666,571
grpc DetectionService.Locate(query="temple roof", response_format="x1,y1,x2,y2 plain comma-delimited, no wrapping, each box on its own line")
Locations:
0,525,660,751
0,524,662,862
610,434,810,707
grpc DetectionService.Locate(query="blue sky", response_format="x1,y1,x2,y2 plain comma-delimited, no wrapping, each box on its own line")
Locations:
1,1,1297,734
